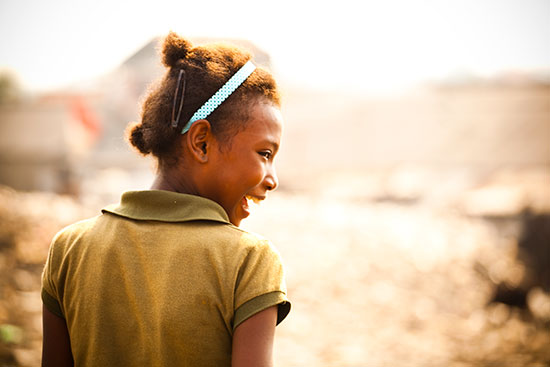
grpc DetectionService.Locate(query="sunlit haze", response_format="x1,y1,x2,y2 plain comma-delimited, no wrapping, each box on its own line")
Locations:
1,0,549,94
1,2,550,366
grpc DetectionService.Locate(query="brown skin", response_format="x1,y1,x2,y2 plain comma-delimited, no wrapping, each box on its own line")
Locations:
232,306,278,367
42,305,73,367
151,99,282,226
42,99,284,366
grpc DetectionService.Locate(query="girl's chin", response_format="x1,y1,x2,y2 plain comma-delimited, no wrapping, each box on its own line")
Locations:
229,212,249,227
229,198,251,226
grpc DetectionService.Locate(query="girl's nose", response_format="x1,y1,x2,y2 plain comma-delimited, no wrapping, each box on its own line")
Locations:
264,165,278,191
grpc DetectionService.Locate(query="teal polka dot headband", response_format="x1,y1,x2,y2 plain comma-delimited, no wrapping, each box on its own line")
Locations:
179,60,256,134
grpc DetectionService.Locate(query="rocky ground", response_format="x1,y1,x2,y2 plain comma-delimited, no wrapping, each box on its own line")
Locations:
0,186,98,366
0,166,549,366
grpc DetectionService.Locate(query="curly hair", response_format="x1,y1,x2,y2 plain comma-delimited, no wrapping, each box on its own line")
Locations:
127,32,281,166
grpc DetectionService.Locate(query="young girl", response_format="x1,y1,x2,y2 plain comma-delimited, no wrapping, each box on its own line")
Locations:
41,32,290,367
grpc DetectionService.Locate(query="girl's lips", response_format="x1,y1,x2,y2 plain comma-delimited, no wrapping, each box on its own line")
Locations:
246,195,264,204
247,194,267,203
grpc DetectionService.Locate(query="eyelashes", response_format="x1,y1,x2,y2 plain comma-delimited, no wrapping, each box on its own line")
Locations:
259,151,273,160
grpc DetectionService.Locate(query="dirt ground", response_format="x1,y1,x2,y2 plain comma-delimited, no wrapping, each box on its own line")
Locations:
244,191,550,367
0,165,549,367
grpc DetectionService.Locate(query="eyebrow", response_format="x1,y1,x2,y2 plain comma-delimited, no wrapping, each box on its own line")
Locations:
246,131,280,152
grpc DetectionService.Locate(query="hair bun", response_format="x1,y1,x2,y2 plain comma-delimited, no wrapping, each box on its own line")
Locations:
161,31,193,68
127,122,151,155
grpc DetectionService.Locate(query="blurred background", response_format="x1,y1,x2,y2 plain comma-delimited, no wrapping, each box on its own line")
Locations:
1,0,549,366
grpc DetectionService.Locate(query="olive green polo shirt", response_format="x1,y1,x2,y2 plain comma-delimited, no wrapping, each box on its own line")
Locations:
41,190,290,366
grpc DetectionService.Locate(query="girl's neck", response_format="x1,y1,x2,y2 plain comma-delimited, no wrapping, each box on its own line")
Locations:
150,168,199,196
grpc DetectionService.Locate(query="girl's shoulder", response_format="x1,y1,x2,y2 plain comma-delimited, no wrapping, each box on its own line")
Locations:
51,215,102,244
230,227,283,261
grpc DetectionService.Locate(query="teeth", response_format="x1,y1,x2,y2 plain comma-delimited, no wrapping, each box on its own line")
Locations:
246,195,261,204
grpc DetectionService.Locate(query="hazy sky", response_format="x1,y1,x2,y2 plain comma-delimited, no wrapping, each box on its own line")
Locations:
1,0,549,93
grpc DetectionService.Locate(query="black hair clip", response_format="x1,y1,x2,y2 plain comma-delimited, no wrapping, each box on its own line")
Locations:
171,69,186,128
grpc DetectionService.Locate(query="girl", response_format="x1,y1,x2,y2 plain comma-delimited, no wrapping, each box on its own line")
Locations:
41,32,290,367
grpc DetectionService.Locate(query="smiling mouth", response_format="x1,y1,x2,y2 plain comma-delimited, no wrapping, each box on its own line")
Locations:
241,195,264,214
245,195,263,205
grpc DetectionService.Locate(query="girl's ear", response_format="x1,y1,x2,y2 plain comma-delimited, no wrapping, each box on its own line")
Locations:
185,119,213,163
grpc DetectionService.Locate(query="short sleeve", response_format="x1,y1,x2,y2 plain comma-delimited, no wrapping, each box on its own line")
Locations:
41,234,64,318
233,238,290,330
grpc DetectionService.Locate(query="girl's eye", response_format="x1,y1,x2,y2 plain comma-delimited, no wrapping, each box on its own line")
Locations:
259,151,272,159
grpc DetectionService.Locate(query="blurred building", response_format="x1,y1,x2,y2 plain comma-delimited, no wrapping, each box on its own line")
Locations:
0,37,272,196
0,93,101,194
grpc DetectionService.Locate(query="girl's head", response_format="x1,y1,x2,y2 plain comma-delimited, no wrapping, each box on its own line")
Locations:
127,32,283,226
128,32,281,164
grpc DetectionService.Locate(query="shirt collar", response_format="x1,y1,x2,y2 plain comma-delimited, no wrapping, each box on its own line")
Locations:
102,190,230,224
